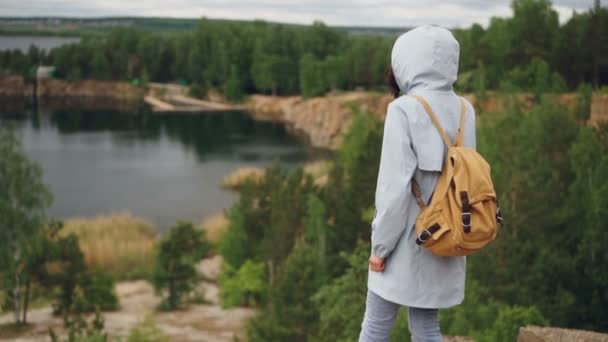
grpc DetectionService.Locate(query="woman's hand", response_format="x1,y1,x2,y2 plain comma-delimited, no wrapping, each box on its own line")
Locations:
369,255,386,272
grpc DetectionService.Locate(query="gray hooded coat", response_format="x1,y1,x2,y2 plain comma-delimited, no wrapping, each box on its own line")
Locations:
367,26,475,308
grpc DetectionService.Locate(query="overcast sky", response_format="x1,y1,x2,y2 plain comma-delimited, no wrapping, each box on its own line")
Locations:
0,0,597,28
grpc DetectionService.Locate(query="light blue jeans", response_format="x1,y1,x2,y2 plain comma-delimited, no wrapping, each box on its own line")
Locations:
359,290,442,342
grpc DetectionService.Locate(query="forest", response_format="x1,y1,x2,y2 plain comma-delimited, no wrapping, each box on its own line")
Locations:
217,95,608,341
1,0,607,100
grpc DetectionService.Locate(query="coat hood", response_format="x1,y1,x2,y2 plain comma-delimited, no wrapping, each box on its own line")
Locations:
391,26,460,94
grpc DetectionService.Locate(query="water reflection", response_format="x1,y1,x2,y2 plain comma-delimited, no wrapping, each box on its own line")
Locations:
1,108,325,228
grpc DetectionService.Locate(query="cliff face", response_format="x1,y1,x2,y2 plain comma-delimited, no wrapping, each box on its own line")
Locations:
248,92,592,150
37,79,144,101
248,92,392,150
0,76,145,111
591,94,608,125
0,75,33,98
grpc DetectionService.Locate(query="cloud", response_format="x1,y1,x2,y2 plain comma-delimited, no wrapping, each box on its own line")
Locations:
0,0,596,27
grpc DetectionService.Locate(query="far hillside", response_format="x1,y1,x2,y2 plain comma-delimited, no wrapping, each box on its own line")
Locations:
0,16,408,37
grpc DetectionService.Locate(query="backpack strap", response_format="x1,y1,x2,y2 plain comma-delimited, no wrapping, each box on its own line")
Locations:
412,180,426,209
454,98,467,147
412,95,452,147
412,95,468,147
410,96,468,210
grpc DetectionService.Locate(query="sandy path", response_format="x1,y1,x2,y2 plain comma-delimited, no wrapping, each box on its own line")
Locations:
0,255,256,342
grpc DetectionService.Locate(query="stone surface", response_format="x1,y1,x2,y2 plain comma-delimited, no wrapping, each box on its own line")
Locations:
247,91,587,150
518,325,608,342
0,256,256,342
591,94,608,125
248,91,391,150
37,79,144,101
0,75,32,97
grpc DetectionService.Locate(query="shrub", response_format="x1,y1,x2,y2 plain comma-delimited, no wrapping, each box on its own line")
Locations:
219,260,266,308
126,317,169,342
575,83,593,123
49,309,107,342
312,242,369,342
486,306,547,342
74,271,119,313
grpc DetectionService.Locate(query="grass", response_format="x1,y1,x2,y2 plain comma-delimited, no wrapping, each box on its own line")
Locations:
126,317,170,342
198,212,229,245
303,160,331,187
222,161,331,190
62,212,157,281
221,166,264,190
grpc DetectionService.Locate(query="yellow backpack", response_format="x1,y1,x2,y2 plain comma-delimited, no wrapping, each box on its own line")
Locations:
411,95,503,257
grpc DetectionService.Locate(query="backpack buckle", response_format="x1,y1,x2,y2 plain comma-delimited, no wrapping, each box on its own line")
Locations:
462,212,471,233
420,229,432,242
416,229,432,245
497,208,504,224
416,224,441,245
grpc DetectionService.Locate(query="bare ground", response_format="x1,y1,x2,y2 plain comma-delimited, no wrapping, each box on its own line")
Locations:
0,255,256,342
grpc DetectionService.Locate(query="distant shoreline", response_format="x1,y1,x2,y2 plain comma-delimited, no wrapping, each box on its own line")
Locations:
0,17,408,37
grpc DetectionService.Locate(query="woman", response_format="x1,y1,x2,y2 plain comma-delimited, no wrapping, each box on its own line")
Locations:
359,26,476,341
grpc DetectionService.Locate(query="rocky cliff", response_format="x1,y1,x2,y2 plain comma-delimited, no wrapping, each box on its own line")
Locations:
0,75,33,98
0,76,145,111
37,79,144,101
247,92,589,150
248,91,392,149
591,94,608,125
37,79,144,111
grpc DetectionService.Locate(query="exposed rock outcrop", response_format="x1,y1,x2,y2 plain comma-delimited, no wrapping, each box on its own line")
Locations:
591,94,608,125
0,76,145,111
518,325,608,342
0,75,33,98
37,79,144,101
248,91,392,150
248,91,588,150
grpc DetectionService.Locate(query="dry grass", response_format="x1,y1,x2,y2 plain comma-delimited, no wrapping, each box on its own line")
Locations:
0,323,34,340
62,211,157,280
222,161,331,190
303,160,331,187
198,212,230,245
221,166,264,190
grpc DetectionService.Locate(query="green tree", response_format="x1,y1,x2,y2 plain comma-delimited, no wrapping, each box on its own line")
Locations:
312,242,369,342
299,53,327,98
0,125,52,324
90,46,110,80
223,64,244,102
219,260,266,308
48,231,89,319
248,241,324,342
566,127,608,329
303,193,329,278
575,83,593,123
473,100,586,328
153,221,209,310
510,0,559,65
219,205,250,268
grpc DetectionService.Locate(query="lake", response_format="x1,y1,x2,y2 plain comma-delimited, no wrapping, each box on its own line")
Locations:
0,35,81,51
0,108,322,229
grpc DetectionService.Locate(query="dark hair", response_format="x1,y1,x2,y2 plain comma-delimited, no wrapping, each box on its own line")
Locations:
386,64,400,99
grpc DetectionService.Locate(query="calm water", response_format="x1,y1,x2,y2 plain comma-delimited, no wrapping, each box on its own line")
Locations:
0,36,80,51
0,108,320,229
